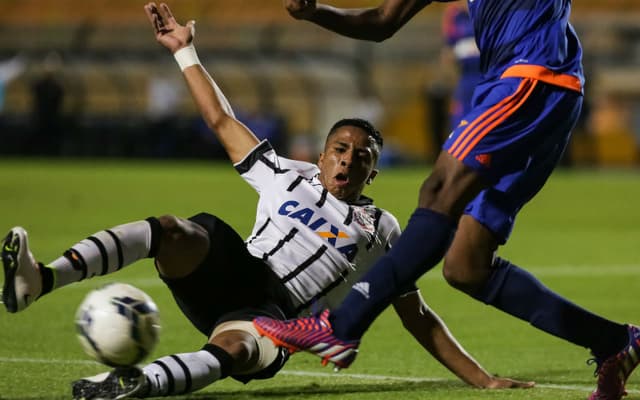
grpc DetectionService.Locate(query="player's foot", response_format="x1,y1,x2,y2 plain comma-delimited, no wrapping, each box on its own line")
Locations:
588,324,640,400
71,367,145,400
1,227,42,313
253,309,359,369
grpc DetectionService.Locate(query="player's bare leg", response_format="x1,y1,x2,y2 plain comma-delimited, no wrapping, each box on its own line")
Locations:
1,215,208,313
444,214,638,400
73,321,281,399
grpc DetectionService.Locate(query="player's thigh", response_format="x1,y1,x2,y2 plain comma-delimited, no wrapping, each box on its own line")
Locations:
159,213,287,336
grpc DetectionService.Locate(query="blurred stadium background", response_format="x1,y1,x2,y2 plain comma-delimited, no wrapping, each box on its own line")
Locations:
1,0,639,167
1,3,639,398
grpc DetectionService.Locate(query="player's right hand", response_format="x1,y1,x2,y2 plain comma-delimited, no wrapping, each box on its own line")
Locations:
144,2,195,54
283,0,317,20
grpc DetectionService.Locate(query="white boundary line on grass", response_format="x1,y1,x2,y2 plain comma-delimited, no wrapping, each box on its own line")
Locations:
281,370,640,394
57,263,640,292
1,356,638,395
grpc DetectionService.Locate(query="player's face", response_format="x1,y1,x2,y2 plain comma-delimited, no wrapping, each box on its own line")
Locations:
317,125,379,203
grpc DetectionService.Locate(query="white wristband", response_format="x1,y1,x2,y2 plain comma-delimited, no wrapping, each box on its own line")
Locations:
173,44,200,71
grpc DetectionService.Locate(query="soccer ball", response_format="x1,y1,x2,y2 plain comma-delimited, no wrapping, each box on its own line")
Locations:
75,283,161,367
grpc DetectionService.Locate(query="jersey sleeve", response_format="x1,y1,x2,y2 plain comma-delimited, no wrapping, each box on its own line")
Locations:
380,210,401,250
233,139,290,194
233,139,319,194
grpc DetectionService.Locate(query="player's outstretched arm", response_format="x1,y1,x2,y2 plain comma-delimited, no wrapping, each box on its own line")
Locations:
143,2,259,164
392,291,535,389
283,0,429,42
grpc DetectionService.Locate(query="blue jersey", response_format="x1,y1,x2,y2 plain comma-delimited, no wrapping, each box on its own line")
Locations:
468,0,584,91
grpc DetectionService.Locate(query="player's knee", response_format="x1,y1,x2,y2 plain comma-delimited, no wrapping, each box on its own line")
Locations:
209,321,280,376
157,215,187,256
209,330,255,369
442,253,466,289
442,251,487,294
158,214,187,238
155,215,209,278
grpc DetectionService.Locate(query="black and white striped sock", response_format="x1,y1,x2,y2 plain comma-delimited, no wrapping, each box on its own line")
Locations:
140,344,233,397
42,217,161,291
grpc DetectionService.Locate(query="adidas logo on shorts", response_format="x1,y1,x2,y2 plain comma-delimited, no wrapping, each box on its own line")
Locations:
352,282,370,299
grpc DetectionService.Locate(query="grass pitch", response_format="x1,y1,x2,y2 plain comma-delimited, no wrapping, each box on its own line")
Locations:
0,159,639,400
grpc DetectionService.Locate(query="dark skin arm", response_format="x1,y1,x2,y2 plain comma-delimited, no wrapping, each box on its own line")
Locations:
283,0,432,42
392,291,535,389
143,2,260,164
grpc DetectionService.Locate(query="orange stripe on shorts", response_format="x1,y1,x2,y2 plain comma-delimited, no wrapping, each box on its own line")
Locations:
450,78,537,160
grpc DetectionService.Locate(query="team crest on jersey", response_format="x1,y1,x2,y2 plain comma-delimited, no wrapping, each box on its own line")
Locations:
352,207,376,234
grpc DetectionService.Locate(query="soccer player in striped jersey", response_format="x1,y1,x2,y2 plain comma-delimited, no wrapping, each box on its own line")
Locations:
0,3,531,399
256,1,640,399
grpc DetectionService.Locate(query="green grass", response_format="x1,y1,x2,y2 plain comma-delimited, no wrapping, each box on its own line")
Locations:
0,159,639,400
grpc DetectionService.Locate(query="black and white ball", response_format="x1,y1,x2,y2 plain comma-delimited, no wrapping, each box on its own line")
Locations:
75,283,160,366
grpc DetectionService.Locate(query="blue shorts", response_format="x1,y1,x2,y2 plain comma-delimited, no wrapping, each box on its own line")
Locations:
443,77,583,244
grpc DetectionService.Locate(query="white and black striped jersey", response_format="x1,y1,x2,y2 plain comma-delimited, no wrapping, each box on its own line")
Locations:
234,140,401,314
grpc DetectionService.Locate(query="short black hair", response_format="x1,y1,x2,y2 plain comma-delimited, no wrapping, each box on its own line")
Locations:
328,118,384,148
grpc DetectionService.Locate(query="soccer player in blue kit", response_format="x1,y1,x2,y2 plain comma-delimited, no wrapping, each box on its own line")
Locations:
255,1,640,399
441,1,481,129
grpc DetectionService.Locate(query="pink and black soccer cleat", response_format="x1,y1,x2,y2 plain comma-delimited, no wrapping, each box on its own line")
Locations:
253,309,360,369
72,367,145,400
588,324,640,400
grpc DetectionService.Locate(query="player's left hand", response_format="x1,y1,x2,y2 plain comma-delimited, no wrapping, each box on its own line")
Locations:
143,2,195,53
485,376,535,389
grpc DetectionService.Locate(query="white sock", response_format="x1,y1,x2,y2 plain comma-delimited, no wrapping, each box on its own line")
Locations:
44,220,154,290
140,349,225,396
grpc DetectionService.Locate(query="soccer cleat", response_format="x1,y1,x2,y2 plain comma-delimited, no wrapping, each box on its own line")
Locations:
253,309,360,369
2,227,42,313
72,367,145,400
588,324,640,400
